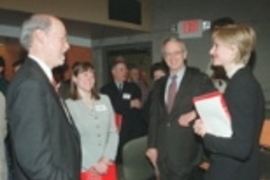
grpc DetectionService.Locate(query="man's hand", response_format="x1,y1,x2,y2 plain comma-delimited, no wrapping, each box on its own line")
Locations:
146,148,158,166
130,99,141,108
178,110,197,127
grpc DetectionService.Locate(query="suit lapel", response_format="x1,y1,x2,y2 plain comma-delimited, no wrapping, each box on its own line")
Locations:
169,68,192,114
159,76,169,113
26,58,80,141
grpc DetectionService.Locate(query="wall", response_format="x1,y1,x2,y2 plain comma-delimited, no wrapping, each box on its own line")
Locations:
0,0,151,31
92,0,270,103
0,38,92,80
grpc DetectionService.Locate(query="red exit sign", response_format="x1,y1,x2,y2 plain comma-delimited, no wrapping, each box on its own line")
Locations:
178,19,203,39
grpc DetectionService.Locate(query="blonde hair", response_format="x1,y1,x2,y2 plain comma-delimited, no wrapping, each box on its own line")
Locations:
212,24,256,64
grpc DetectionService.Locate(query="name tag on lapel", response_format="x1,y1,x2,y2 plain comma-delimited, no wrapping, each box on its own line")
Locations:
122,93,131,100
95,105,107,111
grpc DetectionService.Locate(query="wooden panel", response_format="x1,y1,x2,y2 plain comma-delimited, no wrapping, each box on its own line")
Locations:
65,45,92,79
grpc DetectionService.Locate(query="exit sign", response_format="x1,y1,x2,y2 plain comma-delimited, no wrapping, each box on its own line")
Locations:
178,20,203,39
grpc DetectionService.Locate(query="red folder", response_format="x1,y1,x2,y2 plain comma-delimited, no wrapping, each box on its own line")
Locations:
193,91,231,120
80,164,117,180
193,91,232,137
115,114,122,132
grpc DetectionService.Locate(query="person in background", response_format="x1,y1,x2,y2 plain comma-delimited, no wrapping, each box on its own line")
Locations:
101,60,146,164
150,61,169,82
146,37,215,180
66,62,119,176
0,92,8,180
193,24,265,180
210,65,228,92
6,14,81,180
0,57,8,96
53,64,71,99
129,66,149,106
142,61,169,125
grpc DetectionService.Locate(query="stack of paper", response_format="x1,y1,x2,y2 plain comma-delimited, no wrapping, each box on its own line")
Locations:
193,91,232,138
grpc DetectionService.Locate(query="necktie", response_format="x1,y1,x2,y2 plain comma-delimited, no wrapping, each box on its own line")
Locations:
167,75,177,113
118,83,123,92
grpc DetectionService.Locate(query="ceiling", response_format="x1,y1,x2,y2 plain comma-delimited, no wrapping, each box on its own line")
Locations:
0,8,145,40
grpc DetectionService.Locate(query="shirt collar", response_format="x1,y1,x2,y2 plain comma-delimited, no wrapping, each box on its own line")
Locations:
29,54,53,82
226,64,245,78
169,66,186,79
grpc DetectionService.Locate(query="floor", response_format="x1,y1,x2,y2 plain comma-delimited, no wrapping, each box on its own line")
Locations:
260,149,270,180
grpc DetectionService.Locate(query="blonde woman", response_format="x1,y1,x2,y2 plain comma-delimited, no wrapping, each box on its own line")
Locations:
66,62,119,177
194,24,265,180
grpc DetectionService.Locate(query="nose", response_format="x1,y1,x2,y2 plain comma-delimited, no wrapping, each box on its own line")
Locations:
209,47,214,55
65,41,70,52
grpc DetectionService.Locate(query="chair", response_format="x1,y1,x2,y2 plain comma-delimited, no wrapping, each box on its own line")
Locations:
259,120,270,149
199,119,270,171
122,136,155,180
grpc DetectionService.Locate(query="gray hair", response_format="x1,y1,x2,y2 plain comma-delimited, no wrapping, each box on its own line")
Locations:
161,36,188,54
20,14,52,50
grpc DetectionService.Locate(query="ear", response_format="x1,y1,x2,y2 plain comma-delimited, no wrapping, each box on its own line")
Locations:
229,44,238,58
111,68,116,76
71,75,77,84
34,29,46,45
183,50,188,60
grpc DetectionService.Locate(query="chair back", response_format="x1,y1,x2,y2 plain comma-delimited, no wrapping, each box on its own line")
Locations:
260,119,270,149
122,136,155,180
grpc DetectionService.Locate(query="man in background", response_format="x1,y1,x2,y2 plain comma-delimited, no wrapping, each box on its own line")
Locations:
146,37,215,180
101,60,146,164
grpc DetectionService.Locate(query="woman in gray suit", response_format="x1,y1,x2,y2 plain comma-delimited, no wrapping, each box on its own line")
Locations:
0,92,8,180
66,62,119,176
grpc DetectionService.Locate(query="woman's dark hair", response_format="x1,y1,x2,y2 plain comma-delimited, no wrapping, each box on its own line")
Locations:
150,61,169,79
70,62,100,100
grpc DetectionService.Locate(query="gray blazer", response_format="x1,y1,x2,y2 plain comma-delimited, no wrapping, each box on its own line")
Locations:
0,93,8,180
66,94,119,170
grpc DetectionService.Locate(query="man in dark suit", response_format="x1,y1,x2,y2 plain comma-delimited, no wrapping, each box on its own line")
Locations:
146,37,215,180
101,60,146,163
6,14,81,180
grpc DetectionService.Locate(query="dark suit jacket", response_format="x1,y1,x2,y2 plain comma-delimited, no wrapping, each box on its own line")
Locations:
203,67,265,180
100,81,141,114
148,67,215,179
101,81,146,162
7,58,81,180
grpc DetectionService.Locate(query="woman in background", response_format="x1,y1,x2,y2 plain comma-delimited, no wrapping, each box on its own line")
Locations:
194,24,265,180
66,62,119,176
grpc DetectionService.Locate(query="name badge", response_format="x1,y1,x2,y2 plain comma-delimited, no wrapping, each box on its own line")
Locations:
123,93,131,100
95,105,107,111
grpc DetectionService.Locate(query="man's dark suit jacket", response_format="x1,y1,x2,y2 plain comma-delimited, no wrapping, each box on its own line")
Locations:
101,81,146,162
7,58,81,180
203,67,265,180
148,67,215,180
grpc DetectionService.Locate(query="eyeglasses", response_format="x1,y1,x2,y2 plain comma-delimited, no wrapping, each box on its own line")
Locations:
163,50,184,58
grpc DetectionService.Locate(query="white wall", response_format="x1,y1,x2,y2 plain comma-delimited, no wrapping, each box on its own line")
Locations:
0,24,92,47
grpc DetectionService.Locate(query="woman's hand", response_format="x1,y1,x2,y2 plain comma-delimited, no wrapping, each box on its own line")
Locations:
193,119,207,137
93,160,108,174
